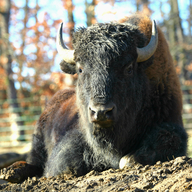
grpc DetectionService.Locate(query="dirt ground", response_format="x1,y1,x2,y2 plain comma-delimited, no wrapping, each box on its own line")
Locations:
0,156,192,192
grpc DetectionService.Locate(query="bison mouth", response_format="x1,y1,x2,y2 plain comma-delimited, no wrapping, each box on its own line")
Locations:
92,119,114,128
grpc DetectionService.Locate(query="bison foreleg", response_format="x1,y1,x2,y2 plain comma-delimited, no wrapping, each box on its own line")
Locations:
133,123,187,166
44,130,88,177
119,123,187,168
26,133,47,176
0,161,41,183
0,134,47,183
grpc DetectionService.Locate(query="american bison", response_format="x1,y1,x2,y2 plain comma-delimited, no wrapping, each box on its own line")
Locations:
0,14,188,182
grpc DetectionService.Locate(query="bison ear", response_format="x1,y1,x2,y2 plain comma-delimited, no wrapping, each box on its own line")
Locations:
60,60,76,75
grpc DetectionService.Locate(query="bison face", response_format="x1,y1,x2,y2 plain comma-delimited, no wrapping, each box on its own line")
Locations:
57,21,158,139
75,55,141,129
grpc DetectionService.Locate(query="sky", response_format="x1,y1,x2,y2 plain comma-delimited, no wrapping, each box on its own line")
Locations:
13,0,190,31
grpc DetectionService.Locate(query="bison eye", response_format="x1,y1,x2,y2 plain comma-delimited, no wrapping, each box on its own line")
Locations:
78,68,83,73
125,64,133,75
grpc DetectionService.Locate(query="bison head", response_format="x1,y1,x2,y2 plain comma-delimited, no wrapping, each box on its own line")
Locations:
56,20,158,149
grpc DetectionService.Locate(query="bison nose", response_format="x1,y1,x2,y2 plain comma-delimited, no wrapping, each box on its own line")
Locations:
88,102,116,124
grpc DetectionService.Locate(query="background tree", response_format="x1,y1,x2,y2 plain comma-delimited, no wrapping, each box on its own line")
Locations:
0,0,24,143
136,0,151,16
85,0,96,26
167,0,185,83
10,0,62,98
62,0,75,48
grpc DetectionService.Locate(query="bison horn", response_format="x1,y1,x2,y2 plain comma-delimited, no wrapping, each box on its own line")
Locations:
137,20,158,63
56,22,75,64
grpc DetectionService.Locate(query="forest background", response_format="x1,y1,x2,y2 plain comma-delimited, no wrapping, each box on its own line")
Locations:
0,0,192,153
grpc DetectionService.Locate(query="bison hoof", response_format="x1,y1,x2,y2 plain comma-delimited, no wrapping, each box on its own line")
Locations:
0,161,27,183
0,161,41,183
119,155,136,169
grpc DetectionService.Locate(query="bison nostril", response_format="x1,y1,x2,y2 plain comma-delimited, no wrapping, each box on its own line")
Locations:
89,107,96,116
104,107,114,114
105,108,113,117
89,103,116,123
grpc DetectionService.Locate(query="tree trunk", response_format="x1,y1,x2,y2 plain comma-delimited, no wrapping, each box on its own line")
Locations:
188,0,192,38
66,0,75,49
169,0,185,84
136,0,151,16
0,0,24,145
136,0,140,12
85,0,96,27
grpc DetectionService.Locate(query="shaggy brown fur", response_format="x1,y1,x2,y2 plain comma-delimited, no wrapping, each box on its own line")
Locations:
124,15,183,125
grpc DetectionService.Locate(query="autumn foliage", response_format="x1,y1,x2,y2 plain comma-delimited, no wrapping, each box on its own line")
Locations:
0,0,192,101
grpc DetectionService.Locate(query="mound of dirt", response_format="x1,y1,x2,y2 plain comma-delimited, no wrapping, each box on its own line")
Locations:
0,156,192,192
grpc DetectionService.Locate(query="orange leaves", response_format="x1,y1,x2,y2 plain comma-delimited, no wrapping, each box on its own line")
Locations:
0,66,7,90
62,0,74,11
142,4,152,16
184,80,192,86
102,11,117,16
175,66,181,75
66,22,75,30
186,63,192,72
0,67,5,74
17,76,24,82
0,55,8,65
6,1,67,98
50,72,77,90
0,0,9,13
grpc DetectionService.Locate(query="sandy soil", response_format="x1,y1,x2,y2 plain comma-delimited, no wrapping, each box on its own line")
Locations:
0,156,192,191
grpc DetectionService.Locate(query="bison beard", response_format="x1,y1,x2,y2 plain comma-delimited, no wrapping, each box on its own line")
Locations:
2,14,188,183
